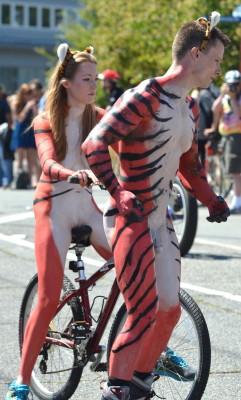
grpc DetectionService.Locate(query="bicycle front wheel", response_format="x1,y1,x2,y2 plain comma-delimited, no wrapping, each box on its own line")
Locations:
169,179,198,256
19,274,84,400
107,289,211,400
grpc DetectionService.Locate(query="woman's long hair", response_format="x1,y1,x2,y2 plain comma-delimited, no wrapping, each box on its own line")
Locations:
15,83,32,115
46,51,97,161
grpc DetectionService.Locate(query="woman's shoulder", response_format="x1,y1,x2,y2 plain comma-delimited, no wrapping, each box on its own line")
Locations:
34,112,51,130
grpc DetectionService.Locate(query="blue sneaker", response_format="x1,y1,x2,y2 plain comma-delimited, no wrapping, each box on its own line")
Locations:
154,347,196,381
5,381,30,400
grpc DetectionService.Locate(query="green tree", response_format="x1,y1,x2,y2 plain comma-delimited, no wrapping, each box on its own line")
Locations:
64,0,240,92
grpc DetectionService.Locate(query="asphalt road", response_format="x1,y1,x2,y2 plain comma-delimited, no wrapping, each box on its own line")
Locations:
0,187,241,399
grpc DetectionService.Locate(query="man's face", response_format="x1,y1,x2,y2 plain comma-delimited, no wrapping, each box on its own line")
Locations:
195,39,224,89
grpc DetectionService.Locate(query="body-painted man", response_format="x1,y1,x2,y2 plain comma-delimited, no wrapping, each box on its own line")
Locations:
82,12,231,400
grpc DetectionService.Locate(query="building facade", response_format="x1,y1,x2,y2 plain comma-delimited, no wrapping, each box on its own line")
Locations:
0,0,80,93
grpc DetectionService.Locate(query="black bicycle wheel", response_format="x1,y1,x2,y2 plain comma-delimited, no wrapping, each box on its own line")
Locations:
19,274,84,400
169,179,198,256
107,288,211,400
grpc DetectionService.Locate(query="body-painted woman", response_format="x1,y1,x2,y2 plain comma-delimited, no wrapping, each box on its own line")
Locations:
6,44,111,400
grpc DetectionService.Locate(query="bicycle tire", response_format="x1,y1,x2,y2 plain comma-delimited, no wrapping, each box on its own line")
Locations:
207,155,232,199
169,179,198,256
19,274,84,400
107,288,211,400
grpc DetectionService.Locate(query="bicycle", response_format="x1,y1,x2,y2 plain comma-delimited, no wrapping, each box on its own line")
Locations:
169,177,198,257
205,138,232,199
19,180,211,400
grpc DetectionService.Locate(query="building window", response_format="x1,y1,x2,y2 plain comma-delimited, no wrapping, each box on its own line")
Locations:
29,7,37,27
1,4,10,24
42,8,50,27
15,5,24,26
55,9,63,26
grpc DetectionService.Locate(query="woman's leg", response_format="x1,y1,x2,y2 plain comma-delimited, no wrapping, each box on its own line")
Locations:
17,203,71,385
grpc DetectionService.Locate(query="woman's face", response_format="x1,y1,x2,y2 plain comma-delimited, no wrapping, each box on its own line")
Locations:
63,61,98,107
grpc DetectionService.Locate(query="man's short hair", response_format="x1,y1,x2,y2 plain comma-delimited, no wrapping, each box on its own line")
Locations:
172,21,231,61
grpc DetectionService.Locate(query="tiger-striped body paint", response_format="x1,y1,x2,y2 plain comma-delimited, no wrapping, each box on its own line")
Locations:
82,76,217,380
19,107,111,383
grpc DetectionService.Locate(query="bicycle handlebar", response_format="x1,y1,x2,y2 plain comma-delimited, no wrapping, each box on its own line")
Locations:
67,175,106,190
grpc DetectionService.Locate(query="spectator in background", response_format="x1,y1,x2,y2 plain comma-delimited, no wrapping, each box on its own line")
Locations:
11,83,41,188
28,79,44,105
0,84,13,188
207,70,241,214
98,69,124,110
197,82,220,166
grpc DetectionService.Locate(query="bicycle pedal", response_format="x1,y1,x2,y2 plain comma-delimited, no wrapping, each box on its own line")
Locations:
93,362,107,372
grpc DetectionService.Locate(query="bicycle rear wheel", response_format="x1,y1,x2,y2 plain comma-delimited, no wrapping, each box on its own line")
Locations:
19,274,84,400
107,289,211,400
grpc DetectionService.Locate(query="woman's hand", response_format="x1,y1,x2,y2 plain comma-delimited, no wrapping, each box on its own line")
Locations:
71,170,100,187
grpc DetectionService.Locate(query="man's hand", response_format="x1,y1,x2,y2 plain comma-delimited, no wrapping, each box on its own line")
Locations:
114,189,145,223
207,195,230,223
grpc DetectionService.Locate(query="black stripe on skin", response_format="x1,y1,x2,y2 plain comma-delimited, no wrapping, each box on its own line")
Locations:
112,316,156,353
96,123,127,141
85,149,109,159
142,188,164,204
130,154,166,170
171,240,180,250
39,147,53,161
133,92,172,123
132,177,164,195
104,207,119,217
34,129,52,134
33,189,73,204
167,226,175,233
37,138,49,148
87,167,113,178
88,158,110,169
145,86,174,109
128,258,155,300
112,220,132,253
189,113,199,124
127,101,144,118
111,111,136,126
129,278,157,314
120,137,171,161
122,243,154,294
188,97,196,109
118,228,150,282
39,179,60,184
119,164,163,183
48,161,58,177
129,127,170,142
123,296,158,334
175,258,181,264
151,79,181,99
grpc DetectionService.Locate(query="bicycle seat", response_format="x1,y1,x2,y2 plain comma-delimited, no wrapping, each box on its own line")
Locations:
71,225,92,246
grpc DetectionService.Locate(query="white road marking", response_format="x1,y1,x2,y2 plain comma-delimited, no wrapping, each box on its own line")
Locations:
0,211,241,302
195,238,241,252
181,282,241,303
0,211,34,224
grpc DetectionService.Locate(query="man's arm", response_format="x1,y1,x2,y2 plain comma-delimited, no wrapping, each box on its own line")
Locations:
178,98,230,222
82,87,153,221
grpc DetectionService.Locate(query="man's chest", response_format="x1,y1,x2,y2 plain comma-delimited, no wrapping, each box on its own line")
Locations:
127,98,195,155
